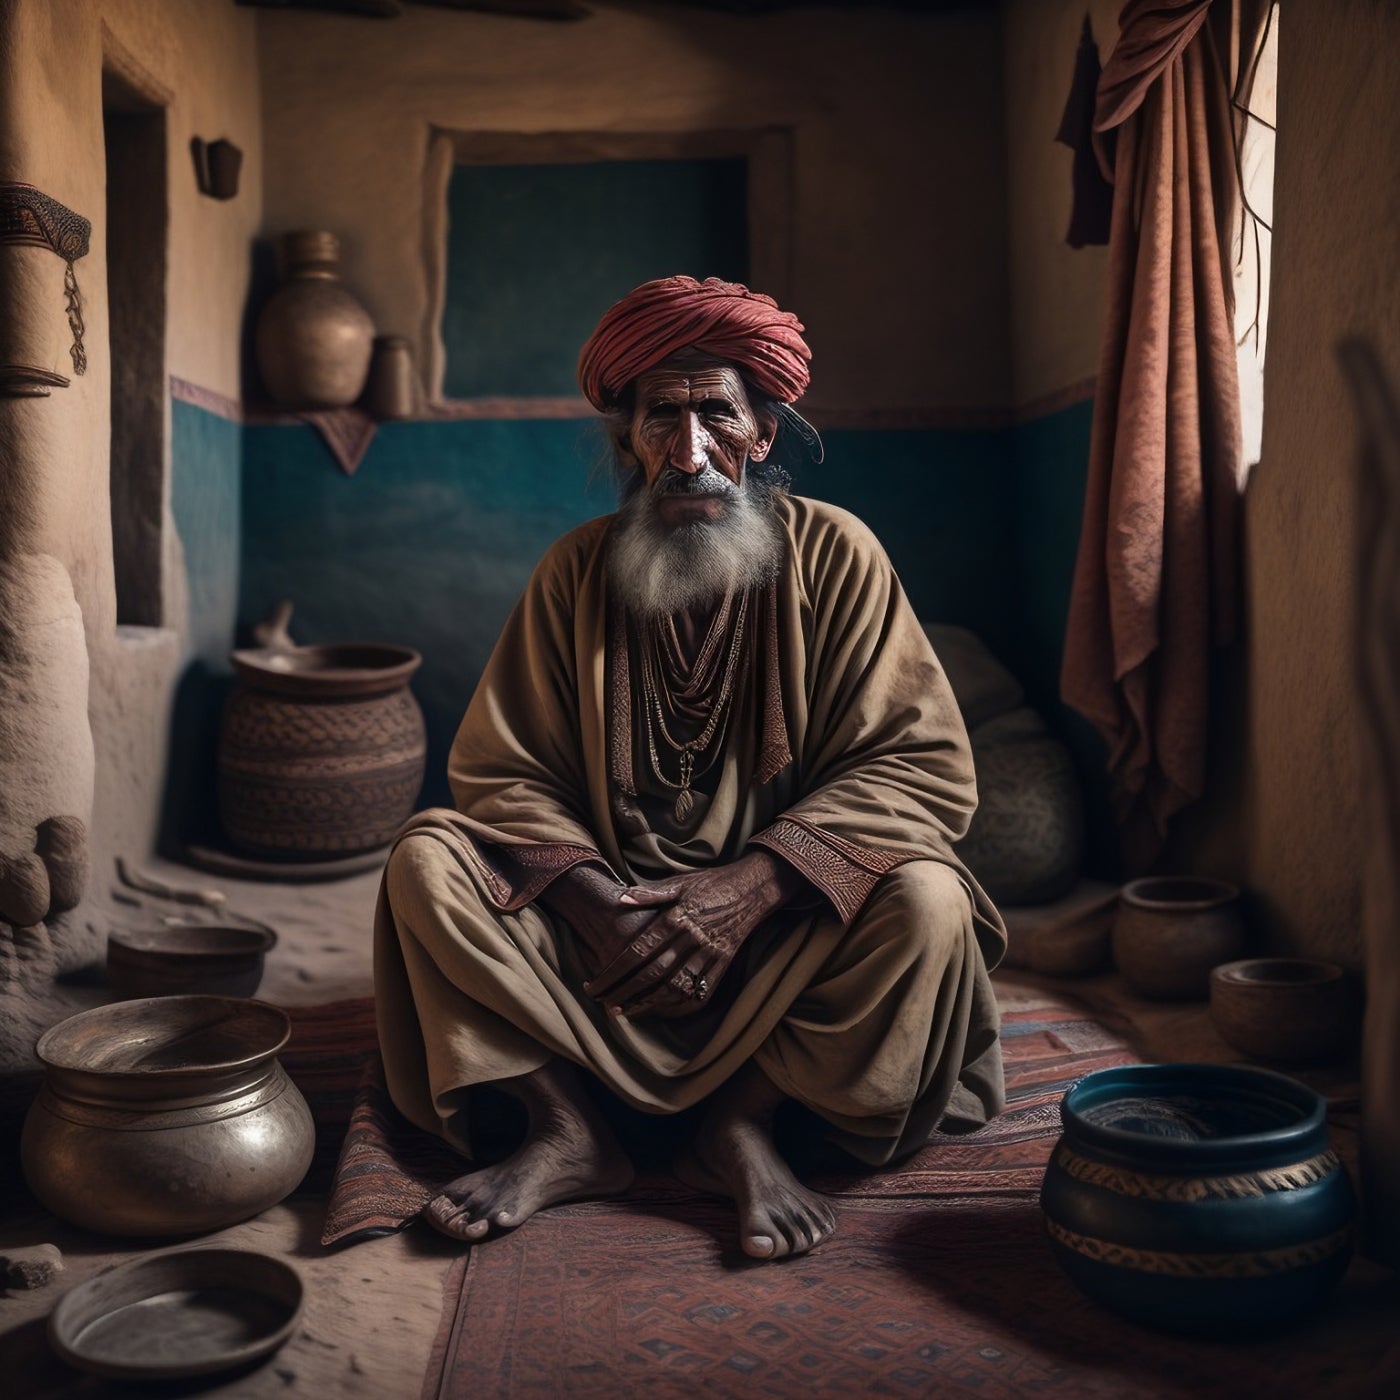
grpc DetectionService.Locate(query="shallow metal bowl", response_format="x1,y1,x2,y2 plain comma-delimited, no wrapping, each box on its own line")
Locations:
48,1247,304,1381
107,923,276,1000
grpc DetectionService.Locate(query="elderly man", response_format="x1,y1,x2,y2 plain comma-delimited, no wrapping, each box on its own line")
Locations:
375,276,1005,1261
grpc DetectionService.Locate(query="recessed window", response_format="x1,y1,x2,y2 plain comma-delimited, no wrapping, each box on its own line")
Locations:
440,157,749,400
1233,2,1277,476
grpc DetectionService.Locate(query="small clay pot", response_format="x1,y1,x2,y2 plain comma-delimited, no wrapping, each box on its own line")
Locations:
1112,876,1245,1001
107,923,276,1000
1210,958,1356,1065
364,335,417,420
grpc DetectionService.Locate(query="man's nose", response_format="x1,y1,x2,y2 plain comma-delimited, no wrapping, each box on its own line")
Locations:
669,410,711,474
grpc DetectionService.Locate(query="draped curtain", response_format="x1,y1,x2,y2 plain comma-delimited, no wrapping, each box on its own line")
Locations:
1060,0,1270,868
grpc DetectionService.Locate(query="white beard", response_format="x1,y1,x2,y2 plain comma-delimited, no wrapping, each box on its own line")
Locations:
607,466,785,618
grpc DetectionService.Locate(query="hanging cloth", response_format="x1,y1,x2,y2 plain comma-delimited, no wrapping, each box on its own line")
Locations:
1060,0,1252,867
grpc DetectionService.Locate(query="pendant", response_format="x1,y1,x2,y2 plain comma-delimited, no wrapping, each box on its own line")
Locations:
674,748,696,823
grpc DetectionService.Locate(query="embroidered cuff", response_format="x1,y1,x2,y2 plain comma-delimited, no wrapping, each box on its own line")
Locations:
750,816,901,925
482,841,604,912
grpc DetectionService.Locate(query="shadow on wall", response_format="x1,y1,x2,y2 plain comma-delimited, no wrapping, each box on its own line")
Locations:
158,662,233,858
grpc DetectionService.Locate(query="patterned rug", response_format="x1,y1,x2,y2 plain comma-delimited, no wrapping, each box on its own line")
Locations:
311,986,1381,1398
318,985,1135,1246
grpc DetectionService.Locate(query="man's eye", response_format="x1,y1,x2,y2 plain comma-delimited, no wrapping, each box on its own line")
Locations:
700,401,737,418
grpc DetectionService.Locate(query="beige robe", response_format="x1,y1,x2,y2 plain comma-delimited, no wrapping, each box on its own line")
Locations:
375,495,1006,1165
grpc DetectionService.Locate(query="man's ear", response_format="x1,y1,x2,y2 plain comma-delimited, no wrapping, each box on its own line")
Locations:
750,411,779,462
612,428,640,468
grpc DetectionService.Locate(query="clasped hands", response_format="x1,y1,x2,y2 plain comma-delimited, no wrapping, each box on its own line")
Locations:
544,851,803,1020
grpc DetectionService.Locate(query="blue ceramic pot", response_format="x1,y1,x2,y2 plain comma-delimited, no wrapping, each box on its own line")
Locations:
1039,1064,1355,1336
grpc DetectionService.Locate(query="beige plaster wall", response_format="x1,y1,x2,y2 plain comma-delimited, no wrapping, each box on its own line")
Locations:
256,0,1010,414
0,0,261,975
1002,0,1119,407
1240,0,1399,966
999,0,1393,968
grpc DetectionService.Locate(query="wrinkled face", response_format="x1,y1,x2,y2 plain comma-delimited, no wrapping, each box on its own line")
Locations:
627,362,775,526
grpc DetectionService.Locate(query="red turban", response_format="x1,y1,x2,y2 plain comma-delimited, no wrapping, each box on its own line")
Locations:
577,275,811,411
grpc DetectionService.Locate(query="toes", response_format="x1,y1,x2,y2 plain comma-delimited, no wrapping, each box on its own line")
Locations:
741,1230,777,1259
740,1197,835,1259
422,1194,490,1242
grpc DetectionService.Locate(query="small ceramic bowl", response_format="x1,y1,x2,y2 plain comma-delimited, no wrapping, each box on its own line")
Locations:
107,923,276,1000
1210,957,1356,1065
1112,877,1245,1000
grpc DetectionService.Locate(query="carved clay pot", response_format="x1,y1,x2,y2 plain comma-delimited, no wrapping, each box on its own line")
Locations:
1112,876,1246,1001
1040,1064,1356,1335
21,996,313,1237
217,643,425,859
255,230,374,409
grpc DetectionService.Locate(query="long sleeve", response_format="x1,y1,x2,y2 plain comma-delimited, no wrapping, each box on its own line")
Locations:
750,500,1001,956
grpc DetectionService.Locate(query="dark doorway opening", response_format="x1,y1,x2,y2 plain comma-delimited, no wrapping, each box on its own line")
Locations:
103,67,168,628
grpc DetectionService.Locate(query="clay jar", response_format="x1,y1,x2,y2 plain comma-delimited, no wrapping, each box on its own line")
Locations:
1210,958,1356,1065
218,643,426,859
21,996,314,1237
1112,876,1245,1000
1040,1064,1356,1335
255,230,374,408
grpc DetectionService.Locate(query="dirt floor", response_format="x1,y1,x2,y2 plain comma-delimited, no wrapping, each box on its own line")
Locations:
1,858,1395,1398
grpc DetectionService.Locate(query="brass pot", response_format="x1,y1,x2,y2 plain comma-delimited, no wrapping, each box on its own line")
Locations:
21,996,313,1237
255,230,374,409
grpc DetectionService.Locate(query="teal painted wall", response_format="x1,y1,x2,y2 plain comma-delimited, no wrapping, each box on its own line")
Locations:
167,396,1108,869
171,398,243,669
1008,398,1093,709
1008,397,1114,875
238,418,1022,807
443,160,748,398
240,416,617,805
167,398,244,851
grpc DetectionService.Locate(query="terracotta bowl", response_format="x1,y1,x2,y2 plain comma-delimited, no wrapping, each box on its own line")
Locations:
1210,958,1356,1065
1112,876,1246,1001
107,923,276,1000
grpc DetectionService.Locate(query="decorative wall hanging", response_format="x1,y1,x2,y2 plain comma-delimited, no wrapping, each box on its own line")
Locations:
0,183,90,395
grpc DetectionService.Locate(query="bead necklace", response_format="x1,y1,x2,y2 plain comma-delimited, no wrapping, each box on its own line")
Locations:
639,589,749,822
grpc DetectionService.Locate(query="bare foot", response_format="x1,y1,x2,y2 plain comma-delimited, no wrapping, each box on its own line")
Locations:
423,1061,634,1243
676,1066,836,1260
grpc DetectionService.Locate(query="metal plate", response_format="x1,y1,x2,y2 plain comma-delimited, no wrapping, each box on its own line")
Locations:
48,1247,304,1381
